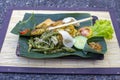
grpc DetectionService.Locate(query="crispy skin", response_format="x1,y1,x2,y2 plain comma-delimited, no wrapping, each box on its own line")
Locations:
50,20,64,27
31,28,45,35
35,18,54,29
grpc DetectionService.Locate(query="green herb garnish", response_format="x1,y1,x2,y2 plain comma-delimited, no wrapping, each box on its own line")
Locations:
91,20,114,39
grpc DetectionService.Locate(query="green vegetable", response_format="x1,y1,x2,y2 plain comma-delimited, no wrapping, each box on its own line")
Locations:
91,20,114,39
28,30,62,54
74,36,87,49
62,47,76,52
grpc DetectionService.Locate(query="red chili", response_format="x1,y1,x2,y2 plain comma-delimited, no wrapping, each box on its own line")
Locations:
20,29,30,35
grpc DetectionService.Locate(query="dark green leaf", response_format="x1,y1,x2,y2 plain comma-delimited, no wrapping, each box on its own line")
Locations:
14,13,104,59
84,37,107,54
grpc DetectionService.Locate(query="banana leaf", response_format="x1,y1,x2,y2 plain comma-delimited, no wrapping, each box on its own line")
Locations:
12,13,104,59
11,13,92,35
84,37,107,54
11,14,35,35
18,36,104,59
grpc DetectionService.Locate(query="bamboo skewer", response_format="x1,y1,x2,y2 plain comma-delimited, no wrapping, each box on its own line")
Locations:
48,17,92,30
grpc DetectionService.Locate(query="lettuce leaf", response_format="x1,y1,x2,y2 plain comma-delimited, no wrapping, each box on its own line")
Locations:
91,20,114,39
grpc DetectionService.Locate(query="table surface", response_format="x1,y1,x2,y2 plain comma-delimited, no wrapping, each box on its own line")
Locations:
0,0,120,80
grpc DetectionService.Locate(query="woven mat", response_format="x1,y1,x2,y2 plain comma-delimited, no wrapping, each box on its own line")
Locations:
0,10,120,68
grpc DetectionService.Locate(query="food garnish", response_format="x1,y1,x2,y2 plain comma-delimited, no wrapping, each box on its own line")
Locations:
77,20,114,40
20,28,30,35
74,36,87,49
91,20,114,39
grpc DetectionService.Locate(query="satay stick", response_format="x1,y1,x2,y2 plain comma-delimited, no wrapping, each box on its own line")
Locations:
48,17,92,30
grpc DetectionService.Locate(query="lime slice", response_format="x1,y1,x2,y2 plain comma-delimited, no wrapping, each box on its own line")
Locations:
74,36,87,49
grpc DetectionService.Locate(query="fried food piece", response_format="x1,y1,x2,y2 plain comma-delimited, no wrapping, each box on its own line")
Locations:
31,28,45,35
64,25,77,37
89,42,102,52
50,20,64,27
53,25,77,37
32,18,54,35
35,18,55,29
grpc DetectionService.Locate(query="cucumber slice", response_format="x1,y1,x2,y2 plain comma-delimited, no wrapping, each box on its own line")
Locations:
74,36,87,49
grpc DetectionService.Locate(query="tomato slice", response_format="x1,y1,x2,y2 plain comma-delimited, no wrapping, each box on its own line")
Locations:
20,29,30,35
